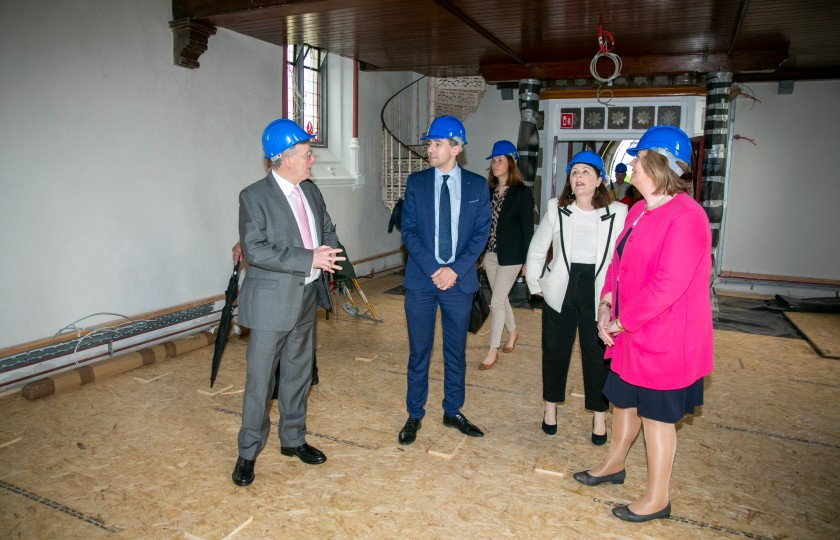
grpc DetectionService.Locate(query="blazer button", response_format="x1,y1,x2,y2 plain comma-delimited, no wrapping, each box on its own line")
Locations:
299,281,305,286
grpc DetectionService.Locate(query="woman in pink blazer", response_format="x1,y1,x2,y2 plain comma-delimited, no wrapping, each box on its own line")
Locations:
572,126,713,523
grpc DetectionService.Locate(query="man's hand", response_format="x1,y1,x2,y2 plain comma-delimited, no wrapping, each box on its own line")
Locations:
431,267,458,290
232,242,243,264
312,246,345,273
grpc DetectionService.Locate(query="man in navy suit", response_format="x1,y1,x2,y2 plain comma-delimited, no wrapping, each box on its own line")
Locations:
397,116,491,445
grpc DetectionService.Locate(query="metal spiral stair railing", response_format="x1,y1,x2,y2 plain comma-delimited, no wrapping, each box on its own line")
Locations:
381,76,430,212
380,75,486,211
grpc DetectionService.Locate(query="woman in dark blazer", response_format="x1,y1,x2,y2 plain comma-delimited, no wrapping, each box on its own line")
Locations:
479,140,534,370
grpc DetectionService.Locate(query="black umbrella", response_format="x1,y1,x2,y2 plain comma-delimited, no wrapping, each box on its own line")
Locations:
210,262,240,388
331,240,357,289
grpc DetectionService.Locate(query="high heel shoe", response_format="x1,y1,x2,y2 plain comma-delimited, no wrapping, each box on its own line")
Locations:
541,420,557,436
502,331,519,353
572,469,626,486
591,417,607,446
541,406,557,435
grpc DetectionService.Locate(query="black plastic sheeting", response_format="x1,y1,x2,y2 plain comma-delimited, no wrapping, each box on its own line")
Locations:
714,295,840,339
713,296,806,339
766,295,840,314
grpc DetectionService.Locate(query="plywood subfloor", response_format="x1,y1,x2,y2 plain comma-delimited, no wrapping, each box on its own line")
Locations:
1,271,838,539
784,311,840,358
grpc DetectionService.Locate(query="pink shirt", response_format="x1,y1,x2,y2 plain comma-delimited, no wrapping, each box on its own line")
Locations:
602,193,714,390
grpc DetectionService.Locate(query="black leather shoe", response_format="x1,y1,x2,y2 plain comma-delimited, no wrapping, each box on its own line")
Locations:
572,469,626,486
591,418,607,446
398,418,422,445
443,413,484,437
280,443,326,465
612,503,671,522
231,457,255,486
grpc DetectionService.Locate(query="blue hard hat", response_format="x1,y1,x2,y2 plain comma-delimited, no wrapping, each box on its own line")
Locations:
262,119,315,160
419,115,467,145
486,140,519,160
627,125,691,163
566,150,604,176
615,163,627,173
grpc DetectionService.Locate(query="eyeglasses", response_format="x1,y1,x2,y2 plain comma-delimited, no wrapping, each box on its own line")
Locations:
288,150,314,160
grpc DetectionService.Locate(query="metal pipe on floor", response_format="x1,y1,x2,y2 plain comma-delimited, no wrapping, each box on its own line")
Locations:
21,331,214,400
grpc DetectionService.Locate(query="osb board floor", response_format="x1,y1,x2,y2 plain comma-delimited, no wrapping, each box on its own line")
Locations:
784,311,840,358
1,271,838,539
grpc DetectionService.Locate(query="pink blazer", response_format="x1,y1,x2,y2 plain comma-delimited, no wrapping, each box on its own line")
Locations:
602,193,713,390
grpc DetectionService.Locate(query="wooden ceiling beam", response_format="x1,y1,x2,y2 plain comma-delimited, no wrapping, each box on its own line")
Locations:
430,0,527,67
480,49,789,83
172,0,316,21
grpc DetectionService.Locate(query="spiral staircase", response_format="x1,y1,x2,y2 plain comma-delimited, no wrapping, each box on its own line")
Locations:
381,76,486,211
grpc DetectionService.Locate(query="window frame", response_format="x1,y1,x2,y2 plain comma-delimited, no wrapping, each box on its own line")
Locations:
287,44,328,147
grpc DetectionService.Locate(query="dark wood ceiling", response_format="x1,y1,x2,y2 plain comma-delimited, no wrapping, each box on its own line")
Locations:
171,0,840,82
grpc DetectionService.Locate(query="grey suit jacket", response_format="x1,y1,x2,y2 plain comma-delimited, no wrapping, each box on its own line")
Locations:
237,176,338,332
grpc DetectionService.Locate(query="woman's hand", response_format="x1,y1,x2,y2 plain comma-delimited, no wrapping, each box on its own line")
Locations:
600,318,625,347
597,305,613,346
597,304,611,329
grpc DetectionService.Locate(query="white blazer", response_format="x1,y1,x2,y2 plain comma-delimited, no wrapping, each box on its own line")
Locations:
525,199,628,316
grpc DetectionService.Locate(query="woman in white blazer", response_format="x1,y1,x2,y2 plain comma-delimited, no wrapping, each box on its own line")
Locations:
526,151,627,444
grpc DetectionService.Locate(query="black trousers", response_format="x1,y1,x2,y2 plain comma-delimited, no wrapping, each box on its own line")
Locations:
541,263,609,412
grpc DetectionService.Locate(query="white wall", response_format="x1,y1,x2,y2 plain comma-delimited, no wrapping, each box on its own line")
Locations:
461,86,520,173
0,0,412,349
723,80,840,281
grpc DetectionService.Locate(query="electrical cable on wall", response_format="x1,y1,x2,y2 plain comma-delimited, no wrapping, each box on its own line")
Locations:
733,83,761,108
54,313,136,339
591,20,622,106
54,312,151,367
734,134,757,146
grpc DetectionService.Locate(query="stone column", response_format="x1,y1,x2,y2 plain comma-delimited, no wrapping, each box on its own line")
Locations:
516,79,542,224
700,71,734,315
700,72,733,252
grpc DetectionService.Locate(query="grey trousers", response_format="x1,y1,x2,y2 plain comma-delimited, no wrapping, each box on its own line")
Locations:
237,284,316,459
482,252,521,349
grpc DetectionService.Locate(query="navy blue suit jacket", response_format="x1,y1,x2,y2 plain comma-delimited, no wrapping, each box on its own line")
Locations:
401,165,491,293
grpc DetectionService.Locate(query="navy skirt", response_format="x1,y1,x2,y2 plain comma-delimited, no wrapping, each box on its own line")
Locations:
603,370,704,424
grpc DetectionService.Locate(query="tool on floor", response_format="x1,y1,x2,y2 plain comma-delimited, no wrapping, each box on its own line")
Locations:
331,242,383,323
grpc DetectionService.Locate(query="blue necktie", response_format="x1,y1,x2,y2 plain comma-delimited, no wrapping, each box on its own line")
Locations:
439,174,452,261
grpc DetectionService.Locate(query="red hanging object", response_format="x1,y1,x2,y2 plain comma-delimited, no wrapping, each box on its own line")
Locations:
598,23,615,54
306,121,314,134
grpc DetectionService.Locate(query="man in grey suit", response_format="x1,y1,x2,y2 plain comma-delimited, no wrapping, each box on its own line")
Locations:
232,119,344,487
